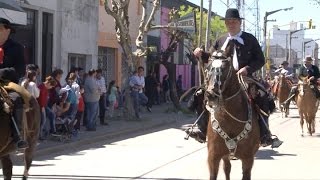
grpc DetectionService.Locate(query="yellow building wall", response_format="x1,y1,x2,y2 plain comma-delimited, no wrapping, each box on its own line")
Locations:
98,0,142,88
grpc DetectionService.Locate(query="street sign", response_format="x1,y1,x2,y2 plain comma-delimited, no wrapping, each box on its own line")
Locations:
171,11,196,35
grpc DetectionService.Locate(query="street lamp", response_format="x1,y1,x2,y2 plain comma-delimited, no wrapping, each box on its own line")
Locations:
263,7,293,48
288,28,306,65
262,7,293,77
302,39,320,58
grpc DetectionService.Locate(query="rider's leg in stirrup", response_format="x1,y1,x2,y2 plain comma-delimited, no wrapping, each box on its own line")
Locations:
309,84,320,99
185,110,208,143
282,86,297,107
9,92,29,149
256,92,283,148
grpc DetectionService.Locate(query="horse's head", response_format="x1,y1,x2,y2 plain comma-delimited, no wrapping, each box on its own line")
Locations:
204,51,236,100
298,76,312,96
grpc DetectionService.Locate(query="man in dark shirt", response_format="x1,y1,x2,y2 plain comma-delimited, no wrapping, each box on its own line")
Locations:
186,8,282,148
0,17,28,149
283,56,320,106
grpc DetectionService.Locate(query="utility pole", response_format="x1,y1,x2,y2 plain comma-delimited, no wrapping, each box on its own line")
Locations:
262,7,293,77
288,28,305,65
198,0,204,86
205,0,212,51
198,0,203,47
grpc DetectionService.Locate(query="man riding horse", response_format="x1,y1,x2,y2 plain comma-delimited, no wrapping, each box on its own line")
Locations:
0,17,28,149
185,8,283,148
282,56,320,107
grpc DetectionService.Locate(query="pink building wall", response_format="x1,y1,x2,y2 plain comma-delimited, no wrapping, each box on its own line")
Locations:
159,6,199,90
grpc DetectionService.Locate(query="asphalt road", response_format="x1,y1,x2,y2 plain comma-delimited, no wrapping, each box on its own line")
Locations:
7,105,320,180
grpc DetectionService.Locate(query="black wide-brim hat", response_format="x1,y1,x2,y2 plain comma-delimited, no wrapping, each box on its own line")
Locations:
0,17,16,33
281,61,289,65
221,8,244,20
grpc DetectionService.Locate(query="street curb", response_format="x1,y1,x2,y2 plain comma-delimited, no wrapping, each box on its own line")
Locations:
31,119,178,158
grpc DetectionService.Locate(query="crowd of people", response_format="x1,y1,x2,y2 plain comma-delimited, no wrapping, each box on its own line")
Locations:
20,65,125,140
20,65,185,140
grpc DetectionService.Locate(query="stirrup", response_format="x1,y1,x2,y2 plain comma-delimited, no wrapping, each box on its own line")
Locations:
184,126,206,143
271,135,283,149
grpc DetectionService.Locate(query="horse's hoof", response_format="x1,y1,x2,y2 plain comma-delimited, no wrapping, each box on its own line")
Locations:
301,134,304,137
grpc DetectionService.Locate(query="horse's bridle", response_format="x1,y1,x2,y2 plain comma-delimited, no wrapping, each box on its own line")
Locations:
205,58,241,99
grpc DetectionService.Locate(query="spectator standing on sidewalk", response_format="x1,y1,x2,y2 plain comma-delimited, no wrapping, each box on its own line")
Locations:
75,85,85,130
129,67,150,119
145,71,157,111
48,69,63,108
107,80,117,119
162,74,171,103
37,76,57,139
176,75,183,98
84,69,100,131
21,70,39,98
96,69,107,125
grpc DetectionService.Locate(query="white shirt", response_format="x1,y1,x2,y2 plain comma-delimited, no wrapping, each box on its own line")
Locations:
96,76,107,94
129,74,145,93
21,80,40,98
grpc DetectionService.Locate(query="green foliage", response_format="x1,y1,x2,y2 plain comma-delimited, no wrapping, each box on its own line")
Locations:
178,5,227,48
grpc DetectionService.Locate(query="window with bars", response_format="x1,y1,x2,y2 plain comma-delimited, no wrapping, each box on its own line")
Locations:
68,54,86,72
98,47,116,84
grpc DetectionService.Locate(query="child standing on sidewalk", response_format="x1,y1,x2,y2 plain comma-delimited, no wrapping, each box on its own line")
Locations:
75,85,85,130
107,80,117,119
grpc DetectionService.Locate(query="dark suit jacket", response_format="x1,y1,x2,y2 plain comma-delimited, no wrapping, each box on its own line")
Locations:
299,65,320,84
201,32,265,75
0,38,25,82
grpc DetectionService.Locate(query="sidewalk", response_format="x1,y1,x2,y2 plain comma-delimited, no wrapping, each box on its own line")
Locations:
30,103,195,157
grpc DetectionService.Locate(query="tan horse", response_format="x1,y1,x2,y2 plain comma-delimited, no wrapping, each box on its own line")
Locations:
296,77,319,136
277,74,292,117
204,54,260,180
0,82,40,180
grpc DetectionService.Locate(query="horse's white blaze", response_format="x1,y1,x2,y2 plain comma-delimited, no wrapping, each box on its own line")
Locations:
211,60,223,68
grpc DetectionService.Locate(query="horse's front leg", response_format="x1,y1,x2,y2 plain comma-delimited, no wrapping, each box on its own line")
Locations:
299,111,304,136
222,156,231,180
1,155,13,180
241,157,254,180
208,154,222,180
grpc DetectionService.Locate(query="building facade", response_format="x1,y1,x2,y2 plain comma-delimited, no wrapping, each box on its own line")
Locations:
98,0,143,87
269,24,319,69
7,0,99,82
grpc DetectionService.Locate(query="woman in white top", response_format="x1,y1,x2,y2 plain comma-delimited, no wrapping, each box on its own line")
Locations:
21,70,40,98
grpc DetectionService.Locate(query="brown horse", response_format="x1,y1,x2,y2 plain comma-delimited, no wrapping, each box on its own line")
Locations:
0,82,40,180
296,77,319,136
204,54,260,180
276,74,292,117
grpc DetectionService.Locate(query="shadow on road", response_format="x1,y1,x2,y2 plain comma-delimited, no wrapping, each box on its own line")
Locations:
2,174,203,180
255,149,297,160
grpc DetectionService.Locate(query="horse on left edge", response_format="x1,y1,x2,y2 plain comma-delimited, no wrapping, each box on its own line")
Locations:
0,81,40,180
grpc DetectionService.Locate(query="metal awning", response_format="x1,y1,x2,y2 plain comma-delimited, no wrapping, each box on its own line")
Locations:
0,0,26,25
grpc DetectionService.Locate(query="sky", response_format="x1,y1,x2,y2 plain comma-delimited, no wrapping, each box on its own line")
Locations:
188,0,320,41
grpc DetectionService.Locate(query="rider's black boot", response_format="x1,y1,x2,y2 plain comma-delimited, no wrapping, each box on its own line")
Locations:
185,110,208,143
9,93,29,150
11,121,29,149
258,114,283,148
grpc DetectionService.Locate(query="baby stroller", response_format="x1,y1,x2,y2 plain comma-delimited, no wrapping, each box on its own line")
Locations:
51,116,78,142
51,86,78,142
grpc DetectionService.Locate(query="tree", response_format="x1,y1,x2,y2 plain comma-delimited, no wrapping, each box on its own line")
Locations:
179,5,227,49
104,0,160,119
